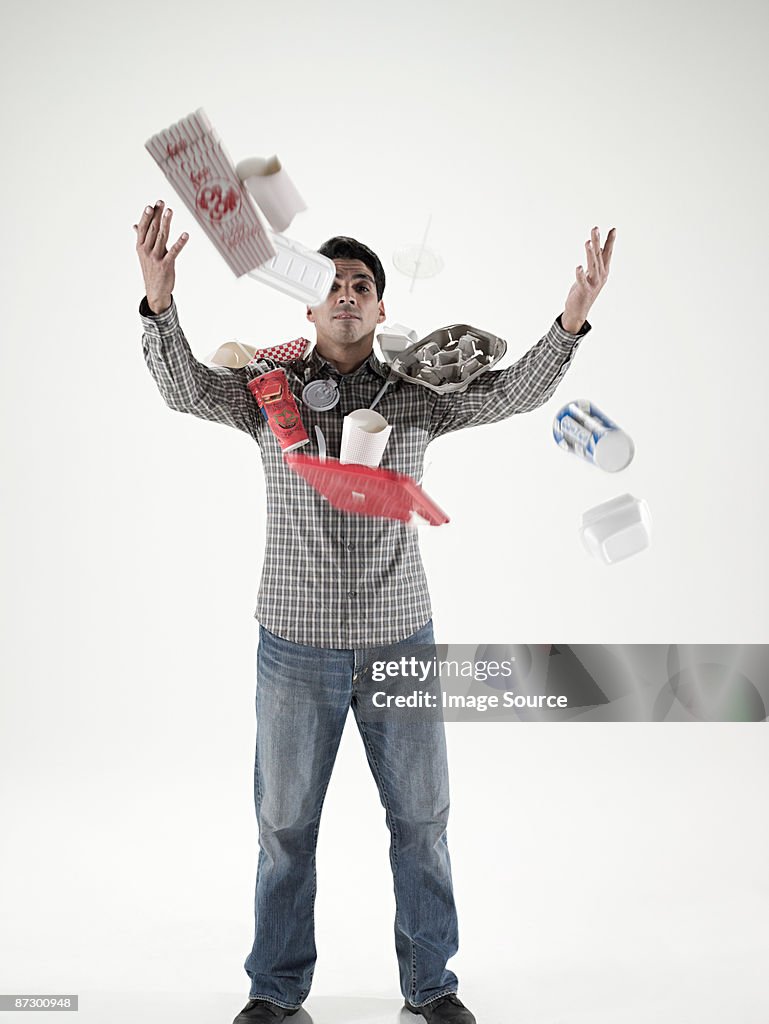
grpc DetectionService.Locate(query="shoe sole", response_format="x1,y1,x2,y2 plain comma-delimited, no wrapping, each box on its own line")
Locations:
404,1004,428,1019
234,1004,301,1022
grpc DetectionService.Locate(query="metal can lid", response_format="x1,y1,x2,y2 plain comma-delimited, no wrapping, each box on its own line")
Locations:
594,429,635,472
302,378,340,411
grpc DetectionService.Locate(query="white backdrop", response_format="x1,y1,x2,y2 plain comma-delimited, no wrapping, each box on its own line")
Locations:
1,0,767,1021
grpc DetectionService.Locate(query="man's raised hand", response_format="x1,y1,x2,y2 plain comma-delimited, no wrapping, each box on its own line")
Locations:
561,226,616,333
133,200,189,315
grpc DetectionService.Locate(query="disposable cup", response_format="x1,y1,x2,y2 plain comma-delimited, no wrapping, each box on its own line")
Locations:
340,409,392,467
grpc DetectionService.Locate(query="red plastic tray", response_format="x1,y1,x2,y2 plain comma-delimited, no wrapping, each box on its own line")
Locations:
284,455,450,525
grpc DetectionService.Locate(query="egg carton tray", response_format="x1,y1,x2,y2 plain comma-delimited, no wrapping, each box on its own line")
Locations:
389,324,507,394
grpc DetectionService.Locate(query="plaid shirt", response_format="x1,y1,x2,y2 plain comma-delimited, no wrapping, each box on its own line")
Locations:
140,297,590,647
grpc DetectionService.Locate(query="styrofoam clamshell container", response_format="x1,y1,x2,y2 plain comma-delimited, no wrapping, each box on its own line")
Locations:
247,232,336,305
390,324,507,394
376,323,419,362
579,494,652,564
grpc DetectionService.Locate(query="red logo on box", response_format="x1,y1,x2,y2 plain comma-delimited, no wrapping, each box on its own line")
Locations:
195,180,241,223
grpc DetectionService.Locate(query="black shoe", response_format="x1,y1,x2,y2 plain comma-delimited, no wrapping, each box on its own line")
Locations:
233,997,300,1022
404,993,476,1023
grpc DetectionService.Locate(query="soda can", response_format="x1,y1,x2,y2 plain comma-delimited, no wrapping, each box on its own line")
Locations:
248,369,309,452
553,399,634,472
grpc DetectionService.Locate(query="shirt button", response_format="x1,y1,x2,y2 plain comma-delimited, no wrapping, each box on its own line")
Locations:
347,590,358,598
346,542,354,551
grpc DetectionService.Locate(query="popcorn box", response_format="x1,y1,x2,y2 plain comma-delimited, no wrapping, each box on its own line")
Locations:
145,108,275,277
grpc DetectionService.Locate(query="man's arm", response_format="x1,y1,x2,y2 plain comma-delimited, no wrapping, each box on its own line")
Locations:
427,314,590,440
140,296,264,438
427,225,616,440
134,200,268,438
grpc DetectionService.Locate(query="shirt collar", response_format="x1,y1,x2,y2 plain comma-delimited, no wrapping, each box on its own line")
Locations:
297,340,392,381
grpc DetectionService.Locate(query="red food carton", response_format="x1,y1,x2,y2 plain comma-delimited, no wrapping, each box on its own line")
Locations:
284,455,450,525
248,369,309,452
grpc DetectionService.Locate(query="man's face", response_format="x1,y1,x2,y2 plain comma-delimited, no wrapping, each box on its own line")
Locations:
307,259,385,346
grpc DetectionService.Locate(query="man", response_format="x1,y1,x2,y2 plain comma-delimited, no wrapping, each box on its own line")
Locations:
134,200,615,1024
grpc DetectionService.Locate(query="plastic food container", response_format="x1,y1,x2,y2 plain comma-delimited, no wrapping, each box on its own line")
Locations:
579,494,652,564
247,231,336,306
376,323,419,362
390,324,507,394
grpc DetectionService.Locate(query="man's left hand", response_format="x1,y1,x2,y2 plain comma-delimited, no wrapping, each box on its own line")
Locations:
561,226,616,333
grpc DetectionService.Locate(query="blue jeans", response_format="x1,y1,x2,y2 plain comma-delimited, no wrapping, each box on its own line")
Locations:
244,618,459,1010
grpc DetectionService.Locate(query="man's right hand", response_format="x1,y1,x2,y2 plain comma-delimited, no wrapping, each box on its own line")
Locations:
133,200,189,315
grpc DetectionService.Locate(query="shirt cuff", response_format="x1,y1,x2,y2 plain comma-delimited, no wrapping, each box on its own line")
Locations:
139,295,180,333
550,313,592,352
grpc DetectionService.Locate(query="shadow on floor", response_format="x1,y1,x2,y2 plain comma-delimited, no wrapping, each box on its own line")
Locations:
65,992,414,1024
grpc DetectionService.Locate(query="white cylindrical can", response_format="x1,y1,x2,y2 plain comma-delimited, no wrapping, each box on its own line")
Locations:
553,399,634,472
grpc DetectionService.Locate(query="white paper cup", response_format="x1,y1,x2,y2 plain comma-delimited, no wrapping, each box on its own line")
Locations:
340,409,393,467
237,155,307,234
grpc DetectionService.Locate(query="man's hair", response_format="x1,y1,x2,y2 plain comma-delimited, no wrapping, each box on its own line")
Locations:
317,236,386,300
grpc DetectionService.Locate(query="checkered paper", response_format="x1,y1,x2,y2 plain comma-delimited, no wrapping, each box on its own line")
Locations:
247,337,311,365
